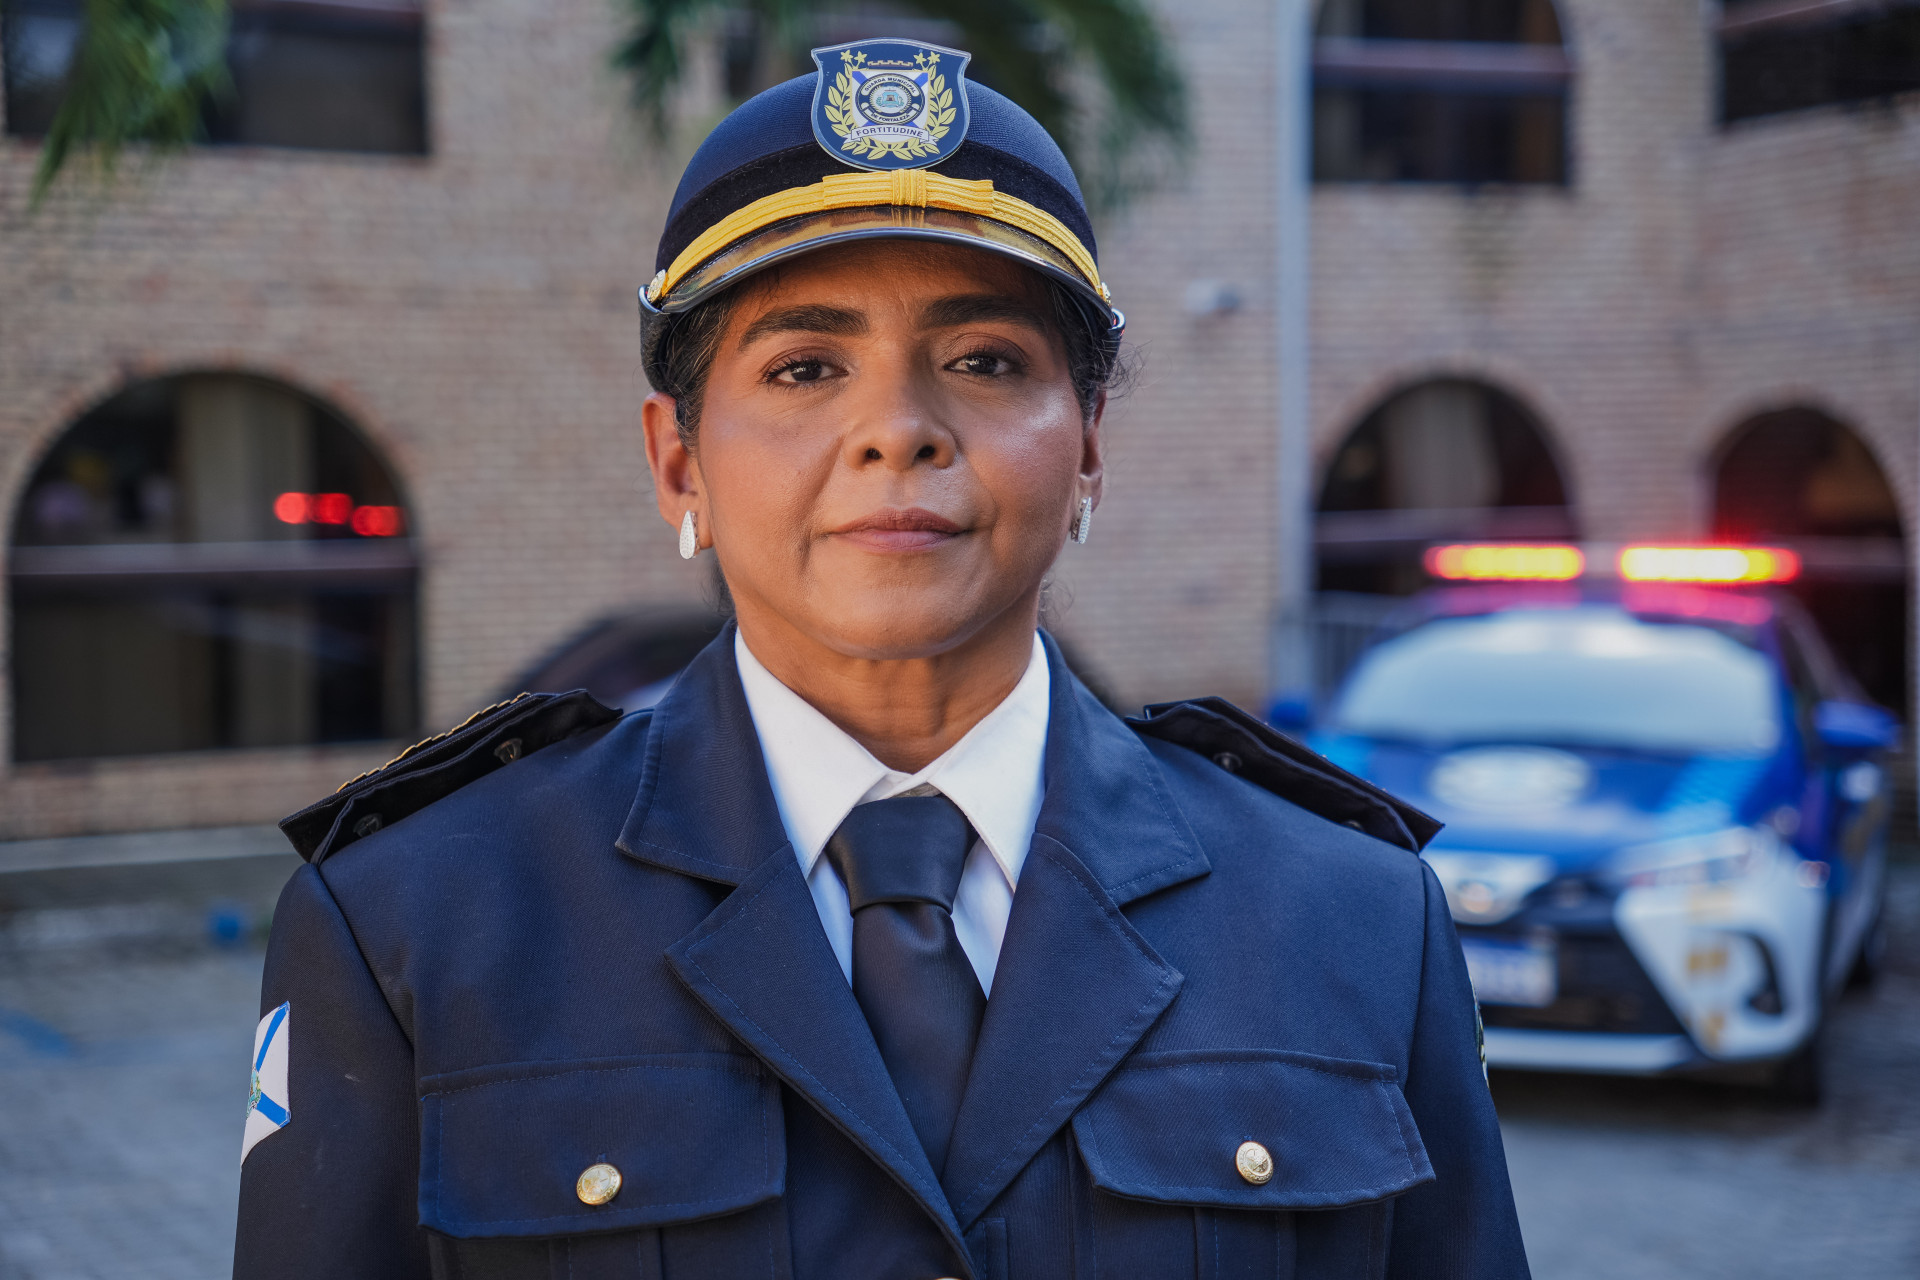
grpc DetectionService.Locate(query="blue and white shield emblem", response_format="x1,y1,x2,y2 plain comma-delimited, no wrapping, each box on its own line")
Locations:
811,39,971,171
240,1002,290,1163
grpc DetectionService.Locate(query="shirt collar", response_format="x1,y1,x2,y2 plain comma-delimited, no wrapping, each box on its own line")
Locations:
733,630,1051,890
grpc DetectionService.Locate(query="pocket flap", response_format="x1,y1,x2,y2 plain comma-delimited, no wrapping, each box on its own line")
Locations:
1070,1049,1433,1210
419,1053,783,1238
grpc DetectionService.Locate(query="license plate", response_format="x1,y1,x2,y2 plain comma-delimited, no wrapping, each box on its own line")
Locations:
1461,935,1557,1007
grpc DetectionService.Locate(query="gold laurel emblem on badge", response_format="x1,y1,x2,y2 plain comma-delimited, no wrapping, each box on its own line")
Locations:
824,50,954,163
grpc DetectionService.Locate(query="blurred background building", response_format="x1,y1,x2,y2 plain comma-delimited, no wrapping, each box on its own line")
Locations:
1,0,1916,840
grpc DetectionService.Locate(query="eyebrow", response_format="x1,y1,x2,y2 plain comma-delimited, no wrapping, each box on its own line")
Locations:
736,304,869,347
919,294,1051,335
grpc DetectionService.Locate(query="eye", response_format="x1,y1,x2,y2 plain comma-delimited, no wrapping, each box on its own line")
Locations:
948,350,1019,377
770,359,831,385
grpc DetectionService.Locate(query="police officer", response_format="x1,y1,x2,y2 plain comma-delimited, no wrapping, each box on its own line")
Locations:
235,38,1529,1280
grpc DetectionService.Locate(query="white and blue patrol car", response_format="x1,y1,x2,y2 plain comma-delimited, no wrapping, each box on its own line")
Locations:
1305,547,1898,1103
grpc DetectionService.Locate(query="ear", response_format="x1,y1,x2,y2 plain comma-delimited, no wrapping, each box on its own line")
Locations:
1080,390,1107,507
642,392,703,538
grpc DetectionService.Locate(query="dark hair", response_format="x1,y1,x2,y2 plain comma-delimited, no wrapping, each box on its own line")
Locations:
649,273,1124,452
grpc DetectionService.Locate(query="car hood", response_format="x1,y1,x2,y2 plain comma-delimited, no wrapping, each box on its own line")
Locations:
1310,734,1777,872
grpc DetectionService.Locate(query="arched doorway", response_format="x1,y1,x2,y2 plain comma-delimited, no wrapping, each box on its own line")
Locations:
9,373,419,761
1309,377,1573,693
1317,377,1574,593
1712,407,1908,712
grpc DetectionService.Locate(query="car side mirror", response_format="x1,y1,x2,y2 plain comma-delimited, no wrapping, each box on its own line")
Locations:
1266,691,1313,734
1813,700,1900,753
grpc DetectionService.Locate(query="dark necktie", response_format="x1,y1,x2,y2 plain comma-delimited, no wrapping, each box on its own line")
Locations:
824,793,986,1176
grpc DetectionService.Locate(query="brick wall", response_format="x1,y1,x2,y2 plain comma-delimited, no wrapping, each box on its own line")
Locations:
1042,0,1283,713
1,0,1915,838
1306,0,1918,553
0,0,709,837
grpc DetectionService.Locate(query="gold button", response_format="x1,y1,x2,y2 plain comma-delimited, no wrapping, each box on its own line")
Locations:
576,1162,622,1206
1235,1140,1274,1186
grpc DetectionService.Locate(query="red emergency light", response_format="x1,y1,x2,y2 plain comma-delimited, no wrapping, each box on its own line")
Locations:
1617,545,1799,584
1424,544,1585,581
272,491,311,524
350,505,405,537
274,493,406,537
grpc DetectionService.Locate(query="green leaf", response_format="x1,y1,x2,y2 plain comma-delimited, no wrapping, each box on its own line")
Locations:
30,0,232,205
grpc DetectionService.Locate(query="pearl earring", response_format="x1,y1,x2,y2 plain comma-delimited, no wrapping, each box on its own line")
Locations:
1072,496,1094,545
679,510,699,560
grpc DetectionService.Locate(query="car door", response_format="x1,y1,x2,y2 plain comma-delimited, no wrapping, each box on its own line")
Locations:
1774,610,1888,994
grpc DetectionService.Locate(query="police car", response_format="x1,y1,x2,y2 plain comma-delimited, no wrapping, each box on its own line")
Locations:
1307,544,1899,1103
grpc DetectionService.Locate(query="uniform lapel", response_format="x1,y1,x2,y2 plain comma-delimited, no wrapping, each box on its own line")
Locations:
939,636,1210,1228
616,628,972,1266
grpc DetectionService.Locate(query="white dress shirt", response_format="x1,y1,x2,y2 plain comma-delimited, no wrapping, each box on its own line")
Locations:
733,630,1050,996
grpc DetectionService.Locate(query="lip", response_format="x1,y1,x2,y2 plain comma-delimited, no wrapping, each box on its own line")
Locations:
829,507,967,553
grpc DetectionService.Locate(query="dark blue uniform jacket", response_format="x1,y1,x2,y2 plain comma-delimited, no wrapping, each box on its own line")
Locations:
235,629,1530,1279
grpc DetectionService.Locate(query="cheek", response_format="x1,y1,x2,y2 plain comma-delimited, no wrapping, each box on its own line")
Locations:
967,393,1086,521
698,411,831,548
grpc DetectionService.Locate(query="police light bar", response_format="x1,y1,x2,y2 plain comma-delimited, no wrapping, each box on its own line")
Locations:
1423,544,1585,581
1422,542,1801,584
1617,545,1800,583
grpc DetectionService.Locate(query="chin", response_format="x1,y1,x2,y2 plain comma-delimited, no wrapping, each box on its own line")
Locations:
806,591,1013,662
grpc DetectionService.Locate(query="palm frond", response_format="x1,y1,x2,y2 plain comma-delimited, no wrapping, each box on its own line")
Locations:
1031,0,1187,204
30,0,231,205
610,0,724,134
611,0,1188,209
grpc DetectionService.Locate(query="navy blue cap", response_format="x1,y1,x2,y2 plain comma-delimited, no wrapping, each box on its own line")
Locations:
656,74,1098,273
639,49,1120,388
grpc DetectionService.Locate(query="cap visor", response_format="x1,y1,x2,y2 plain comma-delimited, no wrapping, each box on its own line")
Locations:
646,205,1120,330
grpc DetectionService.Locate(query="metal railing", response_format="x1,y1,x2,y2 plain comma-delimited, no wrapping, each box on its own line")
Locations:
1304,591,1413,701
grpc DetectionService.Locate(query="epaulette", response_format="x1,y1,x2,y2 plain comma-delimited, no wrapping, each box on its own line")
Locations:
280,689,622,863
1127,697,1441,854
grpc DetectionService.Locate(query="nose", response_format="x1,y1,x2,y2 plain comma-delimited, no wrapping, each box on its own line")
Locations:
838,372,956,471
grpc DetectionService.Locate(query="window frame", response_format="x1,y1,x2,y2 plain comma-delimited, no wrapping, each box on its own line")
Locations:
1310,1,1575,186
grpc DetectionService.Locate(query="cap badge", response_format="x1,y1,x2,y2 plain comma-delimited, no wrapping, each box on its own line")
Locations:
811,39,971,171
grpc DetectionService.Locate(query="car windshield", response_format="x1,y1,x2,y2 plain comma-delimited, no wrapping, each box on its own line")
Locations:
1331,606,1781,754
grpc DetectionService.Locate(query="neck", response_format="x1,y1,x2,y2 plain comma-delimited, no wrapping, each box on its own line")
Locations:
732,601,1039,773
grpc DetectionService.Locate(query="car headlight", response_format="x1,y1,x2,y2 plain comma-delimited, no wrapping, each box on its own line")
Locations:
1606,825,1777,890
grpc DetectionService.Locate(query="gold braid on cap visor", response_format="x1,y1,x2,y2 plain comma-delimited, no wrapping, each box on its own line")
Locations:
645,168,1111,311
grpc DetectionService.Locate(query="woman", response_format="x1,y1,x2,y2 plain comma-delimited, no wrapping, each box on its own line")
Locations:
237,40,1528,1280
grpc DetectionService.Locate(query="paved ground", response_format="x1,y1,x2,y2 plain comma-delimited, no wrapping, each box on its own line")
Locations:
0,863,1915,1279
0,946,263,1280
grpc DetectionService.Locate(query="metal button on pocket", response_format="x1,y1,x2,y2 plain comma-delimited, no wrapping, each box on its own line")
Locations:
576,1162,622,1205
1235,1140,1274,1185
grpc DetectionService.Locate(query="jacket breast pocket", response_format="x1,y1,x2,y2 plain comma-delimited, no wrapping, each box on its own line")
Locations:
418,1053,789,1280
1068,1049,1433,1280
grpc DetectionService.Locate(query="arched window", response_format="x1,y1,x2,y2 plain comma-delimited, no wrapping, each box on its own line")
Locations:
1313,0,1571,184
1308,377,1573,693
9,373,419,762
1712,407,1907,710
1317,378,1573,595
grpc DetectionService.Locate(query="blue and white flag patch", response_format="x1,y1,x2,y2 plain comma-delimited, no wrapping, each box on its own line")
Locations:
241,1002,290,1164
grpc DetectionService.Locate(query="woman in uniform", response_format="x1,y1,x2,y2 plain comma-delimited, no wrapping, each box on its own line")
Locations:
236,39,1529,1280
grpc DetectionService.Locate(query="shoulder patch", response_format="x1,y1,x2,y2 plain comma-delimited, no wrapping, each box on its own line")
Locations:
1127,696,1442,853
241,1002,290,1163
279,689,622,863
